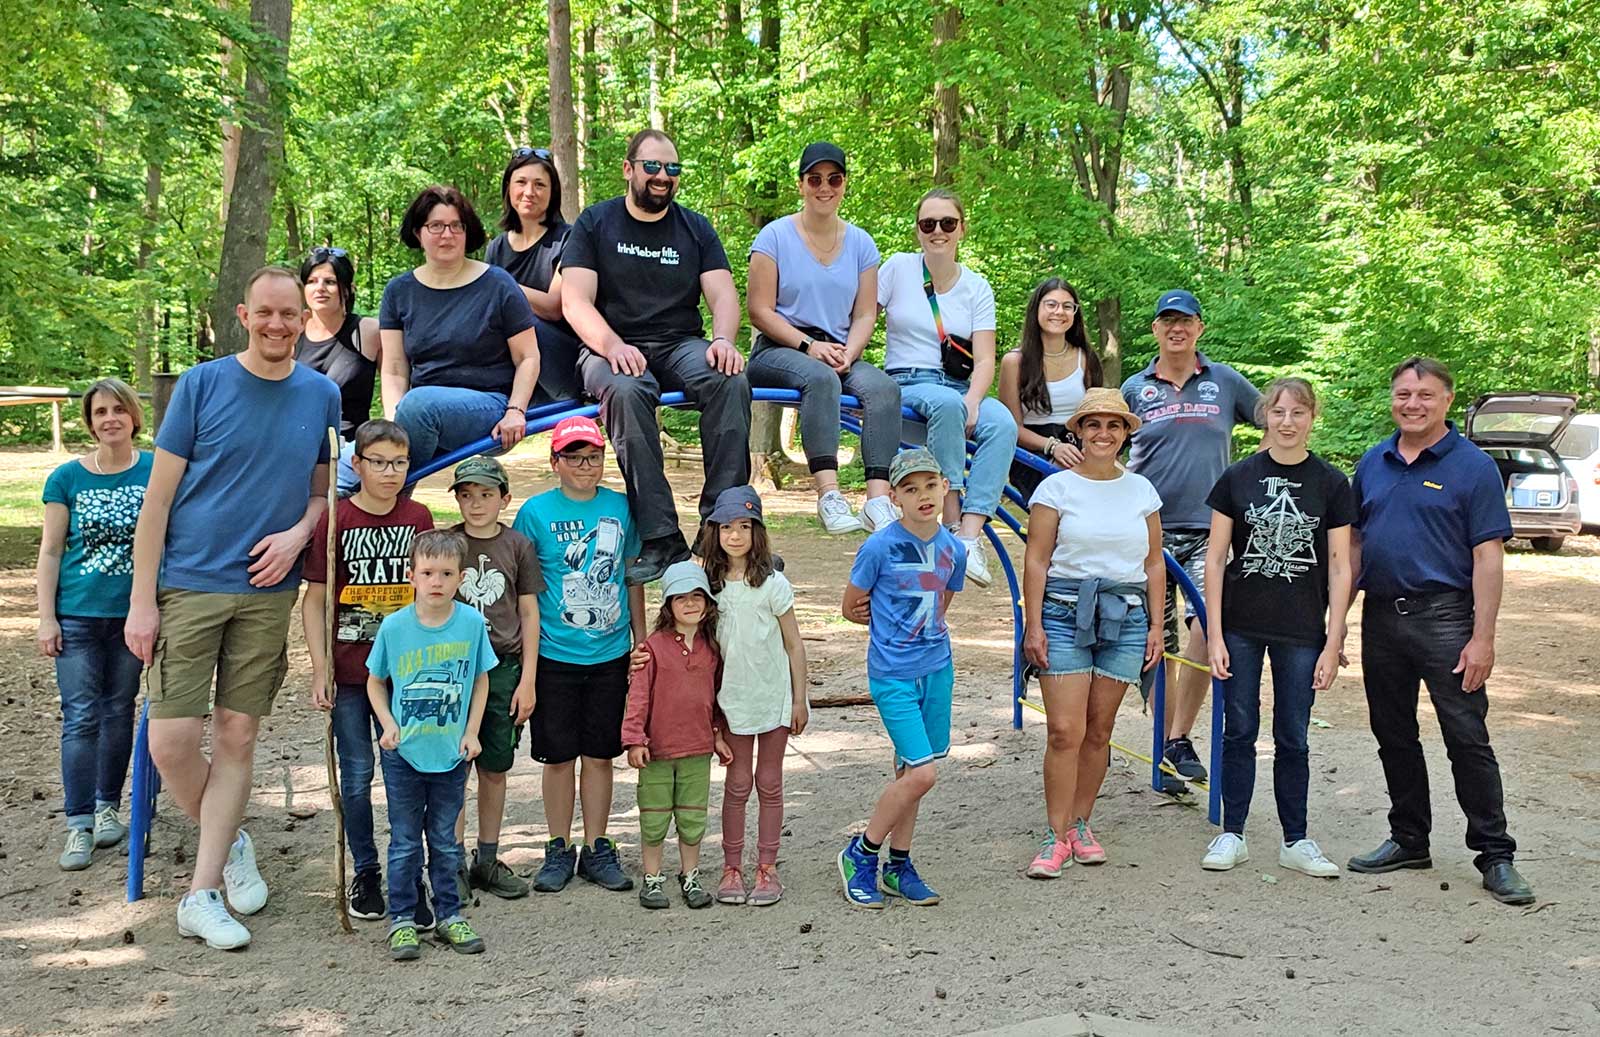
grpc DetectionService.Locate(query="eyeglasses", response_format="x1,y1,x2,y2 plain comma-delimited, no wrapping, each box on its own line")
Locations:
917,216,961,234
308,246,348,264
557,451,604,468
1040,299,1079,314
513,146,553,161
356,455,411,473
423,221,466,236
632,160,683,177
804,172,845,189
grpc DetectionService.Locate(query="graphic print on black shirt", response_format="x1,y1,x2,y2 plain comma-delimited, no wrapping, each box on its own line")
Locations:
1240,475,1322,582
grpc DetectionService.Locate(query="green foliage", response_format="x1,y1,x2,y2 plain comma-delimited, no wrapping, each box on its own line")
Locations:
2,0,1596,462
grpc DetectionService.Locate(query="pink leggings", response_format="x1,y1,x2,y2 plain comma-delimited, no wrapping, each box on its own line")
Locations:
721,727,789,868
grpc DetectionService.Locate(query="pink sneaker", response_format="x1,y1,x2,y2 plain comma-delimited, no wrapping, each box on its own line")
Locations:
749,864,784,906
1026,829,1073,878
1070,819,1107,865
716,866,746,905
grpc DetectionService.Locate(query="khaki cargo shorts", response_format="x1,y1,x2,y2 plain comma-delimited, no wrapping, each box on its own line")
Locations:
146,588,296,719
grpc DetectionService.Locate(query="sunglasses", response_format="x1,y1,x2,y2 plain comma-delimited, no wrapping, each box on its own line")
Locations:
917,216,961,234
804,172,846,188
513,146,553,161
309,246,348,263
632,160,683,177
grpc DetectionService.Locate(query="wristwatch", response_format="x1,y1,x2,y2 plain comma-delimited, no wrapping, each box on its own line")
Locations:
799,336,815,353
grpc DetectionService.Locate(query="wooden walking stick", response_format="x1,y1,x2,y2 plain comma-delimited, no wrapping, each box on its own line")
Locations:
323,428,354,933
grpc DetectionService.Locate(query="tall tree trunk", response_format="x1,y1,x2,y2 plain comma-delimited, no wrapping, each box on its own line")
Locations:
135,157,163,392
284,196,302,257
219,0,241,223
746,0,787,480
1096,297,1124,386
579,22,598,208
931,5,961,184
207,0,293,357
548,0,579,222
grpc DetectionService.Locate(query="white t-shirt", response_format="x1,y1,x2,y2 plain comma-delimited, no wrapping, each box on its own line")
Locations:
877,251,997,372
715,571,798,735
1030,469,1163,584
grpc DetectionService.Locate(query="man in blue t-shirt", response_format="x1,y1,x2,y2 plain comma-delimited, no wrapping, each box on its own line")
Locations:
560,128,752,586
1343,356,1533,907
837,448,967,910
124,266,341,951
511,416,646,894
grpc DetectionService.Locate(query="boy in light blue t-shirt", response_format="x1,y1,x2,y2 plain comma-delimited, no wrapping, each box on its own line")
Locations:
837,448,967,912
366,530,496,961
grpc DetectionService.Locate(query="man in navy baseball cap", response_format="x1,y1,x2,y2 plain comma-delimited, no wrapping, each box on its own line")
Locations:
1153,289,1202,319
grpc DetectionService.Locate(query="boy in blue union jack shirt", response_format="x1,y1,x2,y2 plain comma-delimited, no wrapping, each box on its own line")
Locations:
837,448,968,910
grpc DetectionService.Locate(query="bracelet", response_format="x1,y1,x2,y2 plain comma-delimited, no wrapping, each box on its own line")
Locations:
710,335,732,347
505,405,525,414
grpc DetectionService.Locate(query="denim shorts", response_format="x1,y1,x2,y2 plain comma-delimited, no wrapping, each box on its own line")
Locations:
1039,598,1149,685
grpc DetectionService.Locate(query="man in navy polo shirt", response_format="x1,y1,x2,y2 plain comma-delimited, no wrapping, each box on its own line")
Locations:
1121,289,1259,787
1345,356,1533,905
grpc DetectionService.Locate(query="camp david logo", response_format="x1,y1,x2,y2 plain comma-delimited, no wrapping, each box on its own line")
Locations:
1197,380,1220,402
1138,384,1165,405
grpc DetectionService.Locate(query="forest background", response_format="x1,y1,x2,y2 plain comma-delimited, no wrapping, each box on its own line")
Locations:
4,0,1599,463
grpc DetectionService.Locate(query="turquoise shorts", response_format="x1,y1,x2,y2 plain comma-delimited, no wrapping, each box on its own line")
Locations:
868,662,955,768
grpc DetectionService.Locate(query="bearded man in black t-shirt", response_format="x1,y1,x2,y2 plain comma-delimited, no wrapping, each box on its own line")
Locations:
561,128,751,585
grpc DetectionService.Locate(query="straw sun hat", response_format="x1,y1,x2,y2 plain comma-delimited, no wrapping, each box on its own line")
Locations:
1065,386,1142,436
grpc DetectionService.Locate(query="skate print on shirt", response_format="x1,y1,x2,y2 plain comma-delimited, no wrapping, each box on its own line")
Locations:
1242,477,1320,581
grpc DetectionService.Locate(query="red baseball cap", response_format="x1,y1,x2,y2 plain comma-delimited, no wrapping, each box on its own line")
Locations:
551,416,606,453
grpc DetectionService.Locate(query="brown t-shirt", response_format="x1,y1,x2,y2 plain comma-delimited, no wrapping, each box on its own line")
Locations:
451,523,545,657
304,497,435,686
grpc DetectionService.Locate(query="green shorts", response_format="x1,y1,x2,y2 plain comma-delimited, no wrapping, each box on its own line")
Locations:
147,588,295,720
636,754,711,846
475,656,523,774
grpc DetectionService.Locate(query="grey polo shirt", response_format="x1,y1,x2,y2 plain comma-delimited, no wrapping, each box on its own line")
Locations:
1120,353,1260,530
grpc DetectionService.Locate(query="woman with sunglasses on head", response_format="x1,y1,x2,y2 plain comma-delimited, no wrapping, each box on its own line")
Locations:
875,188,1017,588
746,142,901,535
485,148,584,402
380,184,541,474
299,246,380,494
998,277,1104,504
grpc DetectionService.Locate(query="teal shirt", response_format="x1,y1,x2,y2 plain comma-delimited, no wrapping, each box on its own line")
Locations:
366,602,498,773
512,486,640,664
42,452,154,619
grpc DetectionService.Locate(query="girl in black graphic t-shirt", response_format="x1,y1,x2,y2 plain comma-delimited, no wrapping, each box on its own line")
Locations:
1199,377,1356,878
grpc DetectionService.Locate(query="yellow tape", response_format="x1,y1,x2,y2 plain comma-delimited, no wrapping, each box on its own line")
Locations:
1015,696,1208,791
1162,652,1212,675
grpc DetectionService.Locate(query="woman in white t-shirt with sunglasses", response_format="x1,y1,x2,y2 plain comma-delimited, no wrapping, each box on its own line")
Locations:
876,188,1018,588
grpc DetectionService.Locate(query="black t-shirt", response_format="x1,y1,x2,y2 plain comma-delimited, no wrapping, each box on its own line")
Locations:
378,265,535,394
1205,450,1358,645
561,196,730,347
485,223,570,294
296,313,376,440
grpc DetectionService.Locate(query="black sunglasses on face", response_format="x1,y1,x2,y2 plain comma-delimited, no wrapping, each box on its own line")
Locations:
513,146,553,161
917,216,961,234
309,246,348,263
633,160,683,177
804,172,846,188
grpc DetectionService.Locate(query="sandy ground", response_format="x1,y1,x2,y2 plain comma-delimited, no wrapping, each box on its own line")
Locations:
1,445,1598,1036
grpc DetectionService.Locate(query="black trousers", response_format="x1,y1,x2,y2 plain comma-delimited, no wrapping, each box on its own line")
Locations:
1361,594,1516,870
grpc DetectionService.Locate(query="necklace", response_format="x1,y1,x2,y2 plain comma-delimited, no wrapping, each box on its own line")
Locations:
88,447,132,476
798,214,843,260
1043,343,1072,358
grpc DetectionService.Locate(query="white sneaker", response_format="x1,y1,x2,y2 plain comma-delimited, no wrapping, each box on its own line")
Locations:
93,804,125,848
816,490,864,534
860,495,899,533
1280,838,1340,878
957,536,992,587
177,889,251,950
223,829,269,916
1201,832,1249,871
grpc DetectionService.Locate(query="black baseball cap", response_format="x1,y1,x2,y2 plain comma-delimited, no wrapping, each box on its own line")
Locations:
798,142,847,177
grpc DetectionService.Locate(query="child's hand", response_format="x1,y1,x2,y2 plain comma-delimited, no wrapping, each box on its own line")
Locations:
714,734,733,766
846,597,871,624
461,733,482,761
789,700,810,737
627,643,651,675
511,682,537,724
626,745,651,769
379,723,400,751
309,673,334,712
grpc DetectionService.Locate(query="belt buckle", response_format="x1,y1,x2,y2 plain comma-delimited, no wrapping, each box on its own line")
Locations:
1393,596,1414,616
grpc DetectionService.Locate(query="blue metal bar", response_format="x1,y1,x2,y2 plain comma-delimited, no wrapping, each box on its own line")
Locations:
1155,558,1224,826
126,700,159,902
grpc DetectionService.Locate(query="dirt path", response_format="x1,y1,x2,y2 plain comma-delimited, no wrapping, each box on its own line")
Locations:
1,448,1597,1035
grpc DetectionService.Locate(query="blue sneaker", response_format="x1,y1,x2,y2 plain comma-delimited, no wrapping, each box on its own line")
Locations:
578,836,635,891
533,838,578,893
837,835,884,909
881,855,941,905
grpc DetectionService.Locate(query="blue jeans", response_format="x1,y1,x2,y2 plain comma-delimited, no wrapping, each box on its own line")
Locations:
891,369,1018,519
334,439,360,497
333,683,380,873
380,751,468,926
394,385,510,471
1220,631,1319,842
56,615,143,829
